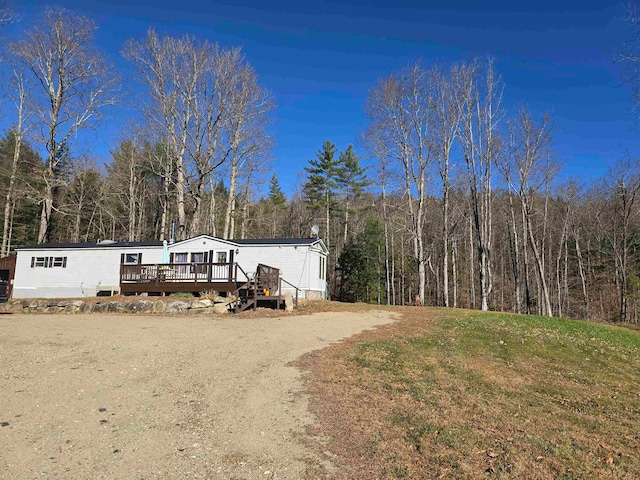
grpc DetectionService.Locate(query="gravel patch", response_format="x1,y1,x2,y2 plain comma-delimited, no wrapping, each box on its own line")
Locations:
0,311,394,479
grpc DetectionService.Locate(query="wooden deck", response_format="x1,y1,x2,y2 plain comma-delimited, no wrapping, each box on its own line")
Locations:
119,262,291,313
120,262,243,295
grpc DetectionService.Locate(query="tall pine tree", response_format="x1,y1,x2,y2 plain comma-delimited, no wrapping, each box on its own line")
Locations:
337,145,369,243
302,140,341,247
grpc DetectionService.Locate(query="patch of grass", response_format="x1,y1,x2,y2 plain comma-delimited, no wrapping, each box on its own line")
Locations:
299,306,640,479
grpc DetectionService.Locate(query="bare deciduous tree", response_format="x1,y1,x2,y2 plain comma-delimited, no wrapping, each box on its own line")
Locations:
123,30,191,238
506,108,556,316
433,65,461,308
0,0,16,28
455,59,502,311
124,31,273,239
220,55,274,239
1,63,29,255
365,61,434,305
10,6,118,243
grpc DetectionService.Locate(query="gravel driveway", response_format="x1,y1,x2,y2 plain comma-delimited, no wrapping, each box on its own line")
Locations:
0,311,394,479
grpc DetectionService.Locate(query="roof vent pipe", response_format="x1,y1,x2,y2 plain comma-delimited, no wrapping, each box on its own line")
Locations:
170,221,176,244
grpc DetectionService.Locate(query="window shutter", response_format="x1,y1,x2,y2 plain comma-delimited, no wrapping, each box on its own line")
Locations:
63,257,67,268
138,253,142,264
203,252,208,263
31,257,35,268
170,252,174,263
120,253,125,265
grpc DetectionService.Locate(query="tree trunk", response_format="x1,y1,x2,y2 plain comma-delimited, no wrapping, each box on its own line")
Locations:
343,199,349,245
128,163,137,242
469,214,475,309
452,238,458,308
223,154,239,239
175,154,187,239
522,203,531,314
2,132,22,256
524,198,553,317
37,179,53,244
575,233,590,319
442,186,449,307
508,193,522,313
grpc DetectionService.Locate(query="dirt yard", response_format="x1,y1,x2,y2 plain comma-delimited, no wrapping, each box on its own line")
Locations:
0,310,394,479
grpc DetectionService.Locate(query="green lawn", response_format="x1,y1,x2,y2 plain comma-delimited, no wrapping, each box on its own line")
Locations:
302,306,640,479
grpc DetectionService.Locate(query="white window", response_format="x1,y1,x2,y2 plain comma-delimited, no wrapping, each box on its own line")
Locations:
32,257,47,268
31,256,67,268
124,253,140,264
191,252,206,263
52,257,67,268
173,252,188,263
319,257,326,280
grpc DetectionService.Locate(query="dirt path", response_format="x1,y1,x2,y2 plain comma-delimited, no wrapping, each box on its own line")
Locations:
0,310,394,479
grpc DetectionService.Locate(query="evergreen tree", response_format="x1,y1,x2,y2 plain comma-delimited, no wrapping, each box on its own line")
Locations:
268,173,286,206
337,145,369,243
337,217,384,303
0,132,43,249
302,140,341,247
265,173,287,237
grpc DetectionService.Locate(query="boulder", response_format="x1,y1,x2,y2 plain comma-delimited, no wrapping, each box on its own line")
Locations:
130,300,154,313
166,301,189,314
152,301,166,313
213,302,229,314
284,292,294,312
93,303,108,313
189,299,213,309
79,302,93,313
187,307,215,315
106,302,124,313
64,304,81,314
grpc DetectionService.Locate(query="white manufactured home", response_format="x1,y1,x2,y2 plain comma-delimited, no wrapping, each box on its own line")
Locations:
11,235,329,302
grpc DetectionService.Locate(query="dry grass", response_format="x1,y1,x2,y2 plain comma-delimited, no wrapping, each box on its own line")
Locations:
297,304,640,479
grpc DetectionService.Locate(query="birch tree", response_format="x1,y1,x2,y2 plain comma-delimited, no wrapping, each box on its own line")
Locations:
454,60,502,311
1,64,29,256
220,55,274,239
601,160,640,322
365,61,434,305
433,66,461,307
507,108,556,316
10,6,118,243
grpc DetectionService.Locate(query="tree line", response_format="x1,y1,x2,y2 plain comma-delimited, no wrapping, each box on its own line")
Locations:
0,6,639,324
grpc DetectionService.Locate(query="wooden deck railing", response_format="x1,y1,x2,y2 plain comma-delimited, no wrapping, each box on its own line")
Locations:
256,263,280,295
120,262,238,285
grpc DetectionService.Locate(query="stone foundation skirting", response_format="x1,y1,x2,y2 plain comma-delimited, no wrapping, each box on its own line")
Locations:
0,297,232,315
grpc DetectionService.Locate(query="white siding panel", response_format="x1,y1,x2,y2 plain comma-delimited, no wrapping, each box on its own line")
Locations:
168,237,328,297
13,246,163,299
12,235,328,300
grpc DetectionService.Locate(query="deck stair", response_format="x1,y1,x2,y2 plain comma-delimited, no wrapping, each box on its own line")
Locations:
232,263,284,313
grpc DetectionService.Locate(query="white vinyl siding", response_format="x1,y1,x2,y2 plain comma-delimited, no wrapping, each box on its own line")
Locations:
168,236,328,299
15,246,163,299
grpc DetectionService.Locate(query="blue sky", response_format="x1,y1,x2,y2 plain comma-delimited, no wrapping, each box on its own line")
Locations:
2,0,638,195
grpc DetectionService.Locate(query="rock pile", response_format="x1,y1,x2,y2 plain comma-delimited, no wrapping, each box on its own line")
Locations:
0,296,235,315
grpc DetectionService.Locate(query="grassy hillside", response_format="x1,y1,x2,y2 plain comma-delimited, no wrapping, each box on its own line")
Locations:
299,306,640,479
